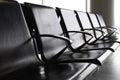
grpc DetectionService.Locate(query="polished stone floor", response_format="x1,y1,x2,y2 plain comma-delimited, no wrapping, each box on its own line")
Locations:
89,46,120,80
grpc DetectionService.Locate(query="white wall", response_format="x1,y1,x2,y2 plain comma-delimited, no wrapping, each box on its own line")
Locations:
114,0,120,28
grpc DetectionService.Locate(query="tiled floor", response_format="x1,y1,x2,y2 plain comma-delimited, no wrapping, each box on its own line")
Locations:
90,46,120,80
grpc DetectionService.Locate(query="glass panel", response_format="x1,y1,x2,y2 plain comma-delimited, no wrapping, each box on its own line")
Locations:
17,0,42,4
44,0,86,11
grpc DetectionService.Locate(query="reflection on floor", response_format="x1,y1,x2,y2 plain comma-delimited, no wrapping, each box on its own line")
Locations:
89,46,120,80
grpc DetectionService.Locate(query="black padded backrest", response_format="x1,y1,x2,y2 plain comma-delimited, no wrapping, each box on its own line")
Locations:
24,3,67,60
96,14,106,27
56,8,87,49
0,2,39,75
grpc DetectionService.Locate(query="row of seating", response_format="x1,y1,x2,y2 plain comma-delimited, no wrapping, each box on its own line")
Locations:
0,1,120,80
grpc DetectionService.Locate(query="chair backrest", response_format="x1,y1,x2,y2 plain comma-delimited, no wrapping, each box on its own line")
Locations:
88,13,107,37
76,11,93,29
96,14,108,35
0,1,40,75
56,8,90,50
75,11,98,43
87,13,104,38
23,3,68,61
96,14,106,27
87,13,100,28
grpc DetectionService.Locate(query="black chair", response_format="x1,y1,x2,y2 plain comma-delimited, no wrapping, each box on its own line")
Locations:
76,11,120,51
75,11,104,44
56,8,94,50
0,1,41,76
88,13,120,44
56,8,114,52
22,3,102,66
96,14,118,38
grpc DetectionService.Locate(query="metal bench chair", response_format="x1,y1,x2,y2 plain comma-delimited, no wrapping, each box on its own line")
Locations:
0,1,41,76
87,13,120,44
96,14,118,39
56,8,114,52
22,3,102,66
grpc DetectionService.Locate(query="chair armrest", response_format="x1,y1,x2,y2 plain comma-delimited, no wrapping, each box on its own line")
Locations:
61,30,93,39
84,28,105,34
35,34,72,44
100,26,116,31
61,30,94,44
34,34,73,61
103,26,117,30
56,58,102,66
